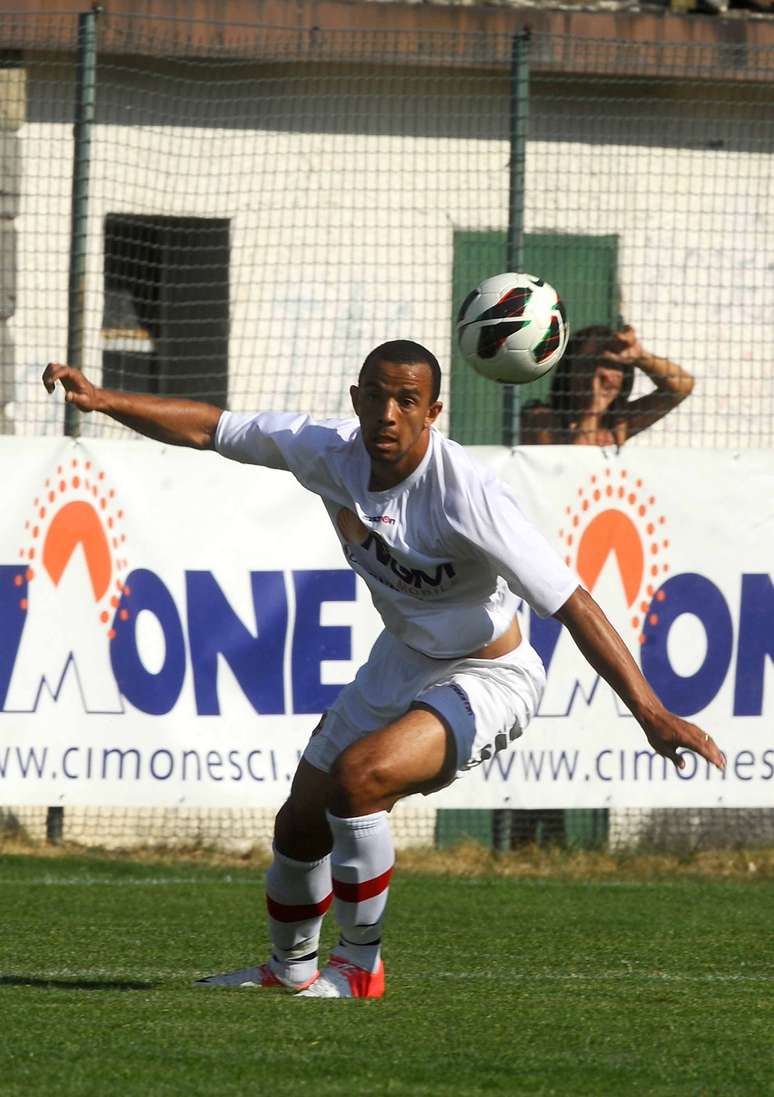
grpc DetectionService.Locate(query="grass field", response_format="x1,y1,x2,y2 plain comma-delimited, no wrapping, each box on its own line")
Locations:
1,849,772,1097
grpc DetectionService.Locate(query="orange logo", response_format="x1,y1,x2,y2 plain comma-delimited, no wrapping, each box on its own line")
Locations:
15,455,130,637
558,467,670,644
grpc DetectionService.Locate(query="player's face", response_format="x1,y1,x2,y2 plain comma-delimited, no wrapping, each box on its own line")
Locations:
351,358,442,488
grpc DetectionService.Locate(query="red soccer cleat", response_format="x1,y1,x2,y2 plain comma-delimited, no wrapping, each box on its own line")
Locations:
294,954,385,998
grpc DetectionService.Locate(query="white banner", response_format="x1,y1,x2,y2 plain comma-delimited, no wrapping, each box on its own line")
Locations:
0,437,771,809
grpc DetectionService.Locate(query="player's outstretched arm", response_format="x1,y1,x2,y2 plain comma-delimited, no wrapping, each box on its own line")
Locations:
42,363,222,449
554,586,725,772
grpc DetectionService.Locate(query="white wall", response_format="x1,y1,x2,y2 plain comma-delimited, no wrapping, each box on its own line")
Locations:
13,59,774,446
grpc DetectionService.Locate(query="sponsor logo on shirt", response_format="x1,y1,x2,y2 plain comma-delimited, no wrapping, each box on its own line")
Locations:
363,514,396,525
351,531,456,598
336,507,456,599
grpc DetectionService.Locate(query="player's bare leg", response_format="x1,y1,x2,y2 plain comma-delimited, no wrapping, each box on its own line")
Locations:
330,705,456,816
274,758,337,860
297,707,453,999
200,711,453,997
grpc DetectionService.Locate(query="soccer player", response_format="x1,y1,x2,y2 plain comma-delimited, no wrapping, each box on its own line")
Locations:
43,343,724,999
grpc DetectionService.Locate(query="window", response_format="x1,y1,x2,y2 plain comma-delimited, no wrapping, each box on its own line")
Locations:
102,215,229,406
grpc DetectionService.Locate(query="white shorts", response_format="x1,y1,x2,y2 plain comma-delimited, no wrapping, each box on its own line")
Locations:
302,628,546,776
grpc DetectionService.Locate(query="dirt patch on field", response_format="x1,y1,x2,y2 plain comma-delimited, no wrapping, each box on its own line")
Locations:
396,841,774,880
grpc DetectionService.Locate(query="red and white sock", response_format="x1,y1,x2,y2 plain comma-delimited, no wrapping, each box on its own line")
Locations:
327,810,395,975
265,847,332,987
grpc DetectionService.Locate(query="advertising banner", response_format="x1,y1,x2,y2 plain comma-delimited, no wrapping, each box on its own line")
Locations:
1,437,771,809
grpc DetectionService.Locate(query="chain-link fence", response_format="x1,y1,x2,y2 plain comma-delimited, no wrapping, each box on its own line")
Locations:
5,13,773,446
1,11,772,852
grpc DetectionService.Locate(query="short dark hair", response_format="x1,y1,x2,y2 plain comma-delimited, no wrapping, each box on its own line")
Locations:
360,340,442,403
549,323,634,428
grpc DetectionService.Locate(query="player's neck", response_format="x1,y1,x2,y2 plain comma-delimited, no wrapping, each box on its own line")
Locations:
367,432,430,492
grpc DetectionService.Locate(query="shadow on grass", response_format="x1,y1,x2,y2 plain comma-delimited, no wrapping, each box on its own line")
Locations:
0,974,157,991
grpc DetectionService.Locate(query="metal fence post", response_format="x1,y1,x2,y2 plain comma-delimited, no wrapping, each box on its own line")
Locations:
493,29,530,856
63,4,100,440
46,4,100,847
502,27,530,451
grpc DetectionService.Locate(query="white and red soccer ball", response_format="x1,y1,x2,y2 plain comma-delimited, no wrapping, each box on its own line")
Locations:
456,272,569,385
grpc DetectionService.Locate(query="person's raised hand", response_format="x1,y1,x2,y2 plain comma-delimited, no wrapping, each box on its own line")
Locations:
641,709,726,773
599,325,644,369
42,363,102,413
590,366,623,415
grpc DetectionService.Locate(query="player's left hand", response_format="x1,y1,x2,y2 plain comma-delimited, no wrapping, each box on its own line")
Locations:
642,710,725,772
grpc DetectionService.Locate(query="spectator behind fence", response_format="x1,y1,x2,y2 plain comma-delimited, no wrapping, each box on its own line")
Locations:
520,324,694,447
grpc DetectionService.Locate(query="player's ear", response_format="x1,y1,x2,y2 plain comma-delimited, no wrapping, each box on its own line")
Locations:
350,384,359,414
425,400,443,427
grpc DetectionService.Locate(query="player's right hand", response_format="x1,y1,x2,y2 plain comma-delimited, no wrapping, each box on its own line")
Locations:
42,363,101,413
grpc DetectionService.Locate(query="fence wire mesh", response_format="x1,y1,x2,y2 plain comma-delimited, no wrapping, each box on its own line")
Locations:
4,803,774,856
5,16,773,446
1,12,772,853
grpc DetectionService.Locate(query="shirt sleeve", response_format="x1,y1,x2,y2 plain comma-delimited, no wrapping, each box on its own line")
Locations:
447,473,579,618
214,410,306,470
214,409,356,497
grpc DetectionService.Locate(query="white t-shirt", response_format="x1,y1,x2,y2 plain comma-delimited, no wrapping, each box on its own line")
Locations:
214,411,578,659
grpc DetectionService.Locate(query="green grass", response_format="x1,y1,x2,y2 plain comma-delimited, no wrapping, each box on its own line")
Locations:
1,852,772,1097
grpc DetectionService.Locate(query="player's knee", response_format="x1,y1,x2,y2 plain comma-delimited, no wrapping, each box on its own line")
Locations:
331,743,395,814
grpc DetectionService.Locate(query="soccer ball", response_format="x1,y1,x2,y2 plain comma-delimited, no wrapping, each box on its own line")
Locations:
456,272,569,385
